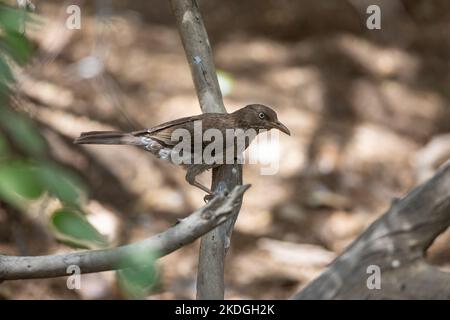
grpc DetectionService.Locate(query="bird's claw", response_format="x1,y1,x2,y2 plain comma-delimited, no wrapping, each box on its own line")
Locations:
203,193,215,203
203,187,229,203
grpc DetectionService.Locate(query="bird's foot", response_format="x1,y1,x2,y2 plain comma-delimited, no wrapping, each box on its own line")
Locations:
203,193,215,203
203,188,229,203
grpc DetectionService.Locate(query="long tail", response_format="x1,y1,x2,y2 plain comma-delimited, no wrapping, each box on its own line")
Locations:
74,131,142,145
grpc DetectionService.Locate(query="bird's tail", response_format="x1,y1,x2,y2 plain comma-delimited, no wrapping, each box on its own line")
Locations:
74,131,142,145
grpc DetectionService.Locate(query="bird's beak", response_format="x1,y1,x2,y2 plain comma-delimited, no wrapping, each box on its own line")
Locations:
272,120,291,135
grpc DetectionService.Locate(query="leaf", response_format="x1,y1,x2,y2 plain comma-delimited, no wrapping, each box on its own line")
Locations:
0,31,32,65
0,161,45,208
117,248,159,299
50,208,108,249
0,55,15,97
38,164,87,207
0,134,9,156
0,3,35,65
0,5,25,32
0,160,86,209
0,56,14,84
0,81,10,97
0,108,47,157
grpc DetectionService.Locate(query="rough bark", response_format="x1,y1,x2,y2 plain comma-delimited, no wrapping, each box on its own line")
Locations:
168,0,244,300
293,164,450,299
0,185,249,281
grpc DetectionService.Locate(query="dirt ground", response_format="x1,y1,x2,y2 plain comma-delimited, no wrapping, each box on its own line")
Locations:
1,0,450,299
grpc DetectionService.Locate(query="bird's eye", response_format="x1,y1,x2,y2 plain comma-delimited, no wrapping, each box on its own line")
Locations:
258,112,265,119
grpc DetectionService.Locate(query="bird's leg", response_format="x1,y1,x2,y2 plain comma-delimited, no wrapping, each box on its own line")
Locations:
185,166,213,195
192,180,213,195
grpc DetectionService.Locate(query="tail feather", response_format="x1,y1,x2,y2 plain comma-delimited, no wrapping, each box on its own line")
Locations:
74,131,141,145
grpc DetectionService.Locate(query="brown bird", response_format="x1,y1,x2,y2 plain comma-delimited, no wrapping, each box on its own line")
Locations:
74,104,290,196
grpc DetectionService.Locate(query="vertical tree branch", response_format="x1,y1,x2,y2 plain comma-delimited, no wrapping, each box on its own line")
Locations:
169,0,243,299
169,0,225,114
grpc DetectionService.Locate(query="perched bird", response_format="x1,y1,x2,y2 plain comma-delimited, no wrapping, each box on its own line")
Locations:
74,104,290,196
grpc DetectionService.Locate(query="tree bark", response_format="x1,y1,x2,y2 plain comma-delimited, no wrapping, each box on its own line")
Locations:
168,0,244,300
293,164,450,299
0,185,249,281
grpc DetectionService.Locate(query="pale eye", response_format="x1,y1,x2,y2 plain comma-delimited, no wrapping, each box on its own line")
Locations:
258,112,265,119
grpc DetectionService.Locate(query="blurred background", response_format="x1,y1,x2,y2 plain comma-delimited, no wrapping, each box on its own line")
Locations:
0,0,450,299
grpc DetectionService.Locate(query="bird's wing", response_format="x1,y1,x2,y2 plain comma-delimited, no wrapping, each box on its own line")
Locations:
132,114,222,146
131,115,203,134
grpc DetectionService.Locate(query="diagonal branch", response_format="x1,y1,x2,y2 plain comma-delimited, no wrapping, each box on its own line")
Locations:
293,164,450,299
0,185,250,281
169,0,244,300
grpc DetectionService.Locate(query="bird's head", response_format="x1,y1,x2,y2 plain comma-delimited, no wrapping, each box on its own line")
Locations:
236,104,290,135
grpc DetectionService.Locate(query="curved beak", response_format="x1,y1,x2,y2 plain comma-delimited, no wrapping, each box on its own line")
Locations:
272,120,291,136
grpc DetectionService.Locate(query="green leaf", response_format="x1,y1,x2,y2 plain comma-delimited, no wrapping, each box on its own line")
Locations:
50,208,108,249
0,3,35,65
0,56,14,84
0,31,32,65
0,5,25,32
0,161,45,208
38,164,86,206
0,82,10,97
117,248,159,298
0,134,9,156
0,109,47,157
